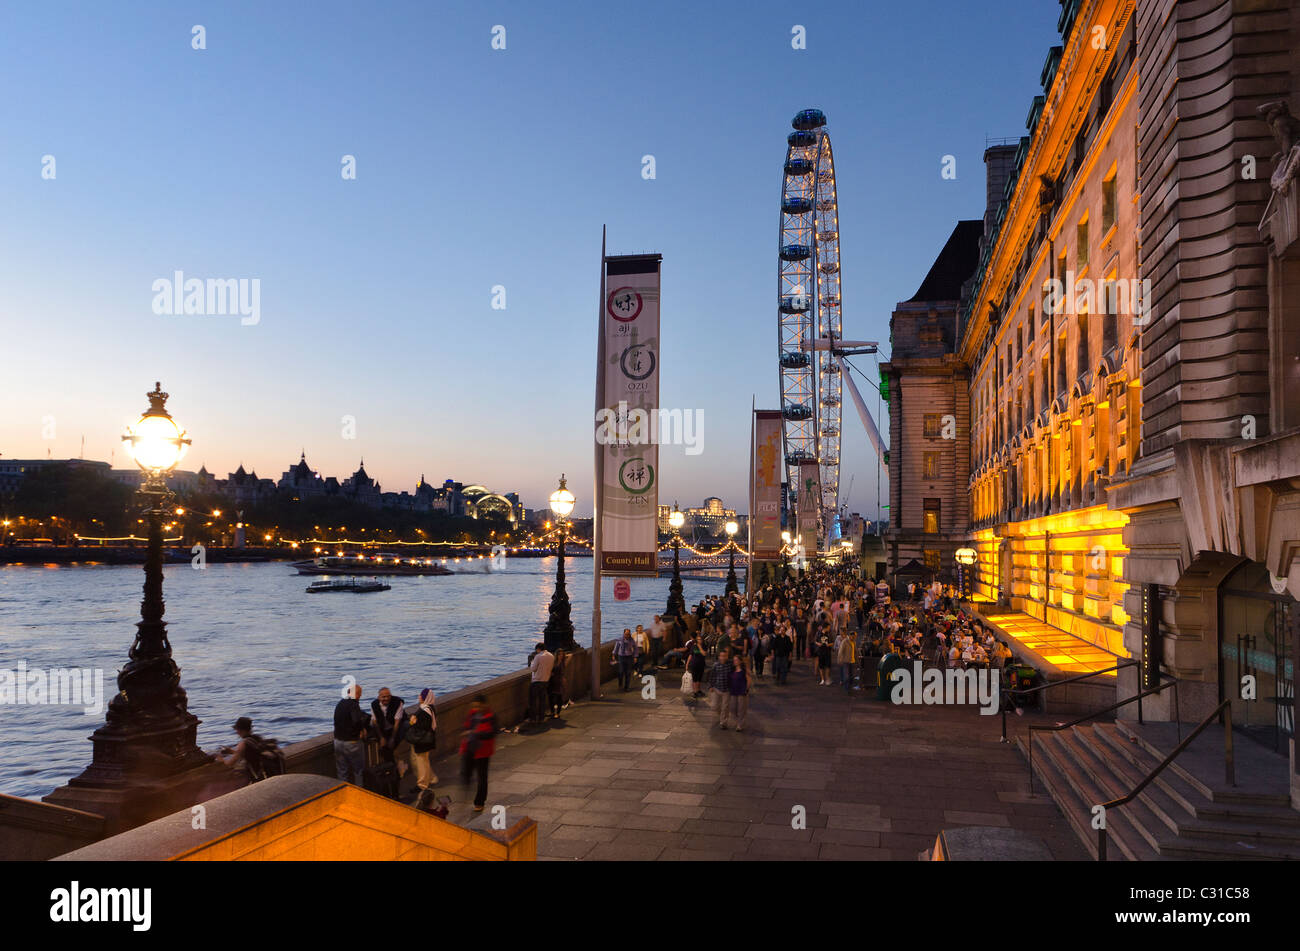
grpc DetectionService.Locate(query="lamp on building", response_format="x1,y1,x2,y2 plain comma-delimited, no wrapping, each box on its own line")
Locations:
45,383,218,831
955,547,978,602
542,474,576,651
665,503,686,621
724,519,739,596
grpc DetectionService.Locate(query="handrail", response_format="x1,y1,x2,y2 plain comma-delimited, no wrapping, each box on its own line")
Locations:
1026,676,1181,793
1096,700,1234,861
999,658,1138,742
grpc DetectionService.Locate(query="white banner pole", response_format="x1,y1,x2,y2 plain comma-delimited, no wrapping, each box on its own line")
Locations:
591,226,606,701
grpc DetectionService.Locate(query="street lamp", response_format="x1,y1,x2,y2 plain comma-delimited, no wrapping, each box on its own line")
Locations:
665,503,686,621
48,383,213,827
955,547,977,602
542,474,576,651
724,519,739,596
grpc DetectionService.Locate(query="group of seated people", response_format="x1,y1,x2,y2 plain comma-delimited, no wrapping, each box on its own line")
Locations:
859,603,1015,673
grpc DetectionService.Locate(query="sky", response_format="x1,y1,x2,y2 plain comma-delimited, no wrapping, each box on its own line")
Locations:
0,0,1060,517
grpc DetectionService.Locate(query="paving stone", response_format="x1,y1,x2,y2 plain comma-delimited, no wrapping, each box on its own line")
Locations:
744,823,813,842
642,789,705,806
818,843,891,861
547,824,619,843
585,841,667,861
943,810,1011,827
640,803,706,819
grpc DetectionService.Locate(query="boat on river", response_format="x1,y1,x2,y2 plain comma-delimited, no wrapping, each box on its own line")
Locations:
306,578,391,593
291,553,454,576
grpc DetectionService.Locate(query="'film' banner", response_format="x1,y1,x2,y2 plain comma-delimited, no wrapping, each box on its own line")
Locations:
597,254,661,576
751,410,783,560
797,460,821,556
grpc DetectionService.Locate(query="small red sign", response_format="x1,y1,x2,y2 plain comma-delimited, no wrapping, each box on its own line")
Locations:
613,578,631,601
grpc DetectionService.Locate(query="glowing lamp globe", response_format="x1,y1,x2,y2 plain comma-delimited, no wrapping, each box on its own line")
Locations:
549,475,575,520
781,531,792,544
725,520,738,537
123,383,190,475
668,507,685,531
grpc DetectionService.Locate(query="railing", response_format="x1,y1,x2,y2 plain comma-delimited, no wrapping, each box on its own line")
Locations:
999,658,1138,743
1096,700,1235,861
1024,672,1182,794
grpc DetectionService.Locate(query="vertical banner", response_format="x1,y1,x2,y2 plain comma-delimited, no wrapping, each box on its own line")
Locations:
597,253,662,576
797,460,821,558
751,410,784,560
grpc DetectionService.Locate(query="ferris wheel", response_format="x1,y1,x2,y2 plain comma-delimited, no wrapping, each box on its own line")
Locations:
777,108,844,545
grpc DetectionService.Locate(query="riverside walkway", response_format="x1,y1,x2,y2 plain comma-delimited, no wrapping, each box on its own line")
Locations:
432,659,1088,861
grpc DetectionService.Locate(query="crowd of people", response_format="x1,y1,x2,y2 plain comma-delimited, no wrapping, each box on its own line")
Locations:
671,565,1021,726
208,568,1022,818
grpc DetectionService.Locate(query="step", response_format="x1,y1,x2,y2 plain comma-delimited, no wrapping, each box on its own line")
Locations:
1052,728,1175,854
1090,722,1208,819
1065,725,1191,844
1113,720,1293,807
1156,835,1299,861
1020,732,1159,861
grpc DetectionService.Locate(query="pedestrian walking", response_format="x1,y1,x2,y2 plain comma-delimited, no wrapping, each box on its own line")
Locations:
687,635,708,700
816,634,833,686
709,647,732,728
528,641,555,724
773,624,793,684
726,654,750,731
649,614,666,668
613,628,638,691
370,687,406,769
548,649,568,719
459,694,497,812
406,687,439,806
634,625,650,676
332,682,369,784
837,628,857,692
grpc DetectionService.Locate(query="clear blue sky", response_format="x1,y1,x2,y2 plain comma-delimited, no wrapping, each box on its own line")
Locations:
0,0,1059,517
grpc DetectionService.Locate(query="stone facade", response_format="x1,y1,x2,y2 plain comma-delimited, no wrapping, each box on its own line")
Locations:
883,220,981,582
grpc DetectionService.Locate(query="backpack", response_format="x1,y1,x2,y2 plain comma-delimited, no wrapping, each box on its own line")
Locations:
244,734,286,782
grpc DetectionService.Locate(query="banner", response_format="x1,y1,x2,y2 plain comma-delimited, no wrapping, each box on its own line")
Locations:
797,460,821,557
751,410,784,559
596,253,662,576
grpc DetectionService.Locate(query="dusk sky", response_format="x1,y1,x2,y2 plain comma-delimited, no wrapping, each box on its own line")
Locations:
0,1,1058,517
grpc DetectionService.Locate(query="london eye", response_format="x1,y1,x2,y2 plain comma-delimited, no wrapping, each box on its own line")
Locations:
778,108,844,545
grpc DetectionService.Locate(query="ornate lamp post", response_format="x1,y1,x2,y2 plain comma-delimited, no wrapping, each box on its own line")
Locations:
664,503,686,621
954,547,978,603
542,475,576,652
724,519,739,596
46,383,221,831
781,530,792,578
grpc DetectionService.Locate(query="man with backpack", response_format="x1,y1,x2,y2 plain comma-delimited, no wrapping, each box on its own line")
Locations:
213,716,285,783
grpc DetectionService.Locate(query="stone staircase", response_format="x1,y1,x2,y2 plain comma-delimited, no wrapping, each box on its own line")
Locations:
1020,720,1300,860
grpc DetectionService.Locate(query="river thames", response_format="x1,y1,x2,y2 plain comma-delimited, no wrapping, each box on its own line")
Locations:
0,558,726,800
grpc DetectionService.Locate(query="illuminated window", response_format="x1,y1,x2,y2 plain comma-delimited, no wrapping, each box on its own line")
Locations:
1102,170,1117,232
923,452,940,480
1076,217,1089,271
923,499,940,534
923,549,941,574
922,414,941,438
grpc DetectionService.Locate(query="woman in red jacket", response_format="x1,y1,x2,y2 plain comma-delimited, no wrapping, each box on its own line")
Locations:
459,694,497,812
